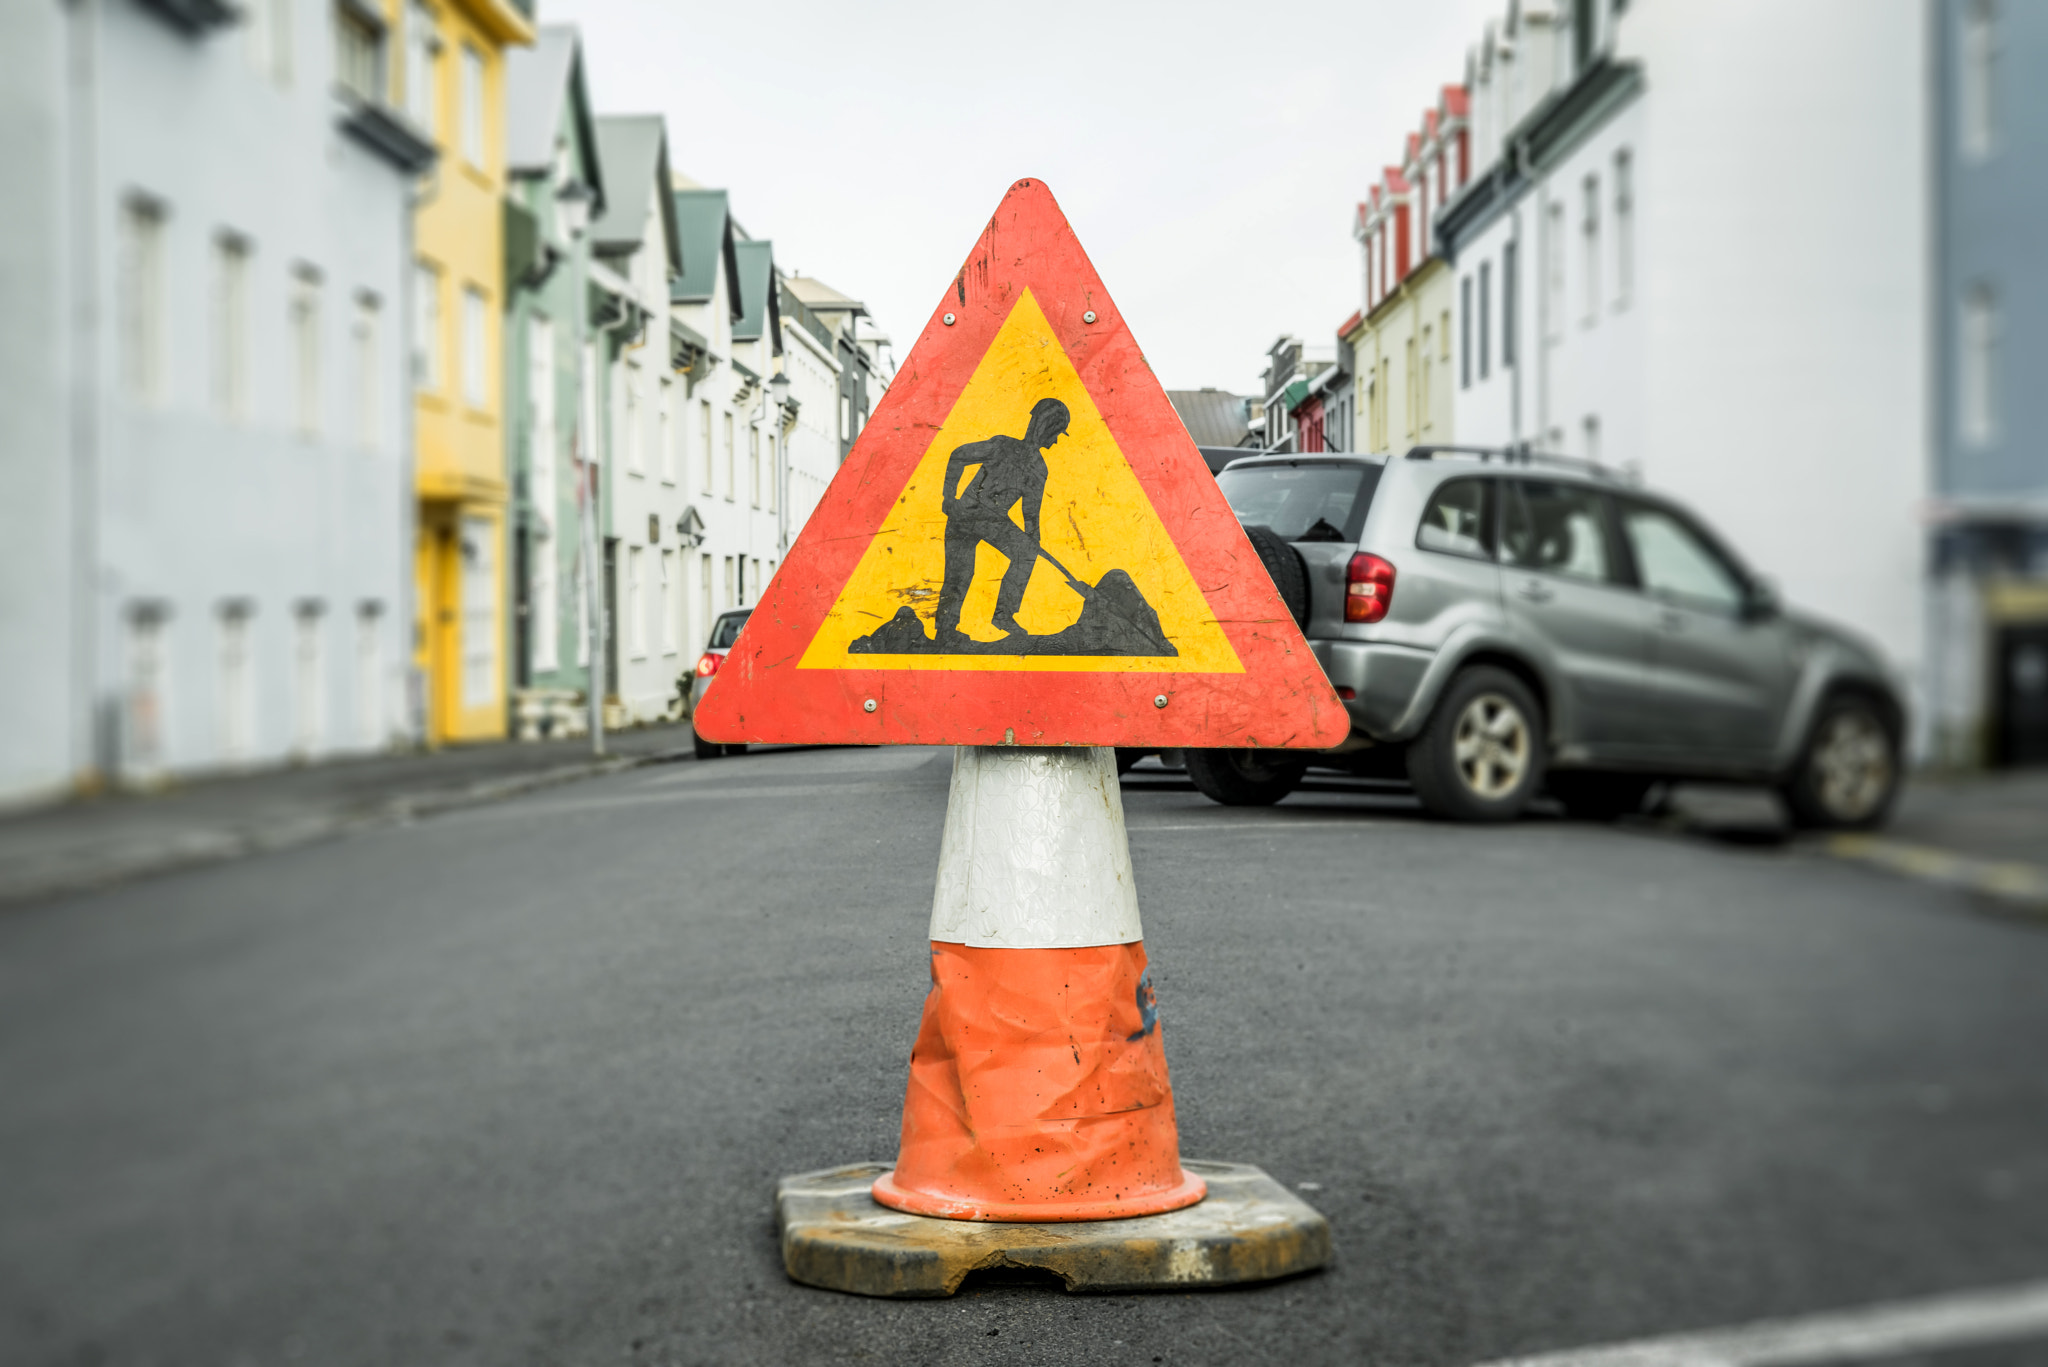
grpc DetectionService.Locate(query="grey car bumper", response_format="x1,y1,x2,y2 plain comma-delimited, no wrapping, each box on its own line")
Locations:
1309,640,1434,740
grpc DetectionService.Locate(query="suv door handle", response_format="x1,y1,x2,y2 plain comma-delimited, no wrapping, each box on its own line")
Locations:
1515,578,1556,604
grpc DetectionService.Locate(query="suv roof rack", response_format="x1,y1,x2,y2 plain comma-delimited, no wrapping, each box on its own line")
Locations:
1403,443,1620,481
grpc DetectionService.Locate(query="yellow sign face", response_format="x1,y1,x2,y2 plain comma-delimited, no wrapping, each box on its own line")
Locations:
799,290,1243,674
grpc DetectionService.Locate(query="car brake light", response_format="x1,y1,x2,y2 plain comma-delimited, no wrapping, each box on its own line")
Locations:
1345,553,1396,624
695,652,722,678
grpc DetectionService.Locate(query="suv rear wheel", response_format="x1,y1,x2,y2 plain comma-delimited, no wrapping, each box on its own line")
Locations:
1781,694,1899,830
1407,666,1547,822
1185,748,1310,806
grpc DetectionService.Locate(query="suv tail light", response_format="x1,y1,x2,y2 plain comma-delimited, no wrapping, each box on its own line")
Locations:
1345,553,1396,624
695,652,723,678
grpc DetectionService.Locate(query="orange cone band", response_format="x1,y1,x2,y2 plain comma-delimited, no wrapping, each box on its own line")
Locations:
873,747,1205,1222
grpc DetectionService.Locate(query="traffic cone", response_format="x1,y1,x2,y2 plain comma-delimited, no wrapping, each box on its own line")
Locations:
870,745,1207,1222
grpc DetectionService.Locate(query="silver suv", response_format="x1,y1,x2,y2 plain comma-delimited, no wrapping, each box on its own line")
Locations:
1188,446,1905,827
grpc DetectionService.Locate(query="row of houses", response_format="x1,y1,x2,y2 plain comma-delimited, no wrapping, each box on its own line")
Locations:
0,0,892,804
1245,0,2046,769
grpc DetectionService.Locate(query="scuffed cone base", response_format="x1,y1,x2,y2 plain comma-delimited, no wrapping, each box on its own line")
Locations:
781,1160,1331,1298
874,940,1203,1222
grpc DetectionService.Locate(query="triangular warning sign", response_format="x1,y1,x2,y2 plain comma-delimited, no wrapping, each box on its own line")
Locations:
694,178,1348,749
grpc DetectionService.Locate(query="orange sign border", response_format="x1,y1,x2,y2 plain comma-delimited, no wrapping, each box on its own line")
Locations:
693,178,1349,750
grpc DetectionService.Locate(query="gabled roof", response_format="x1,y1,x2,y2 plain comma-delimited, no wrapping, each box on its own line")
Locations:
1165,389,1253,448
731,240,784,355
504,27,605,211
671,189,743,321
591,115,681,273
784,273,867,315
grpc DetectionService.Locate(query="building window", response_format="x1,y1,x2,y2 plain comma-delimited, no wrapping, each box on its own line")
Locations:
1419,327,1434,433
531,522,558,674
413,260,440,391
1403,336,1418,440
405,1,439,133
460,284,486,409
119,196,166,403
1960,0,1998,162
353,292,379,448
1614,150,1634,309
1960,282,2001,447
527,315,555,517
1581,174,1601,323
699,400,713,491
290,267,322,439
723,555,734,609
659,377,675,483
699,552,712,646
1478,260,1492,380
1502,241,1518,367
335,2,383,103
1583,414,1601,466
660,549,678,655
218,605,255,763
356,603,385,745
214,233,251,421
624,362,642,473
125,607,169,780
460,515,497,706
766,432,778,512
459,43,484,166
627,545,646,659
293,603,325,759
247,0,292,86
749,425,761,507
1545,200,1565,339
1460,276,1472,388
722,411,735,498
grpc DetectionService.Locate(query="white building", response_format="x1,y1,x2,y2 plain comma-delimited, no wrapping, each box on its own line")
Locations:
776,284,847,542
1442,0,1930,742
588,115,687,725
666,186,789,678
0,0,430,803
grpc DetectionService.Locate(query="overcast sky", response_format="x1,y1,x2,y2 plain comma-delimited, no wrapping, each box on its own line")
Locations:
543,0,1497,395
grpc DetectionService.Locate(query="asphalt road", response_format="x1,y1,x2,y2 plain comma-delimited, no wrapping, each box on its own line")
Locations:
4,746,2046,1366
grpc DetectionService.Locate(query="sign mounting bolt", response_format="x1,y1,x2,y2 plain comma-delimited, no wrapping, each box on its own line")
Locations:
1153,694,1168,709
864,698,878,713
942,313,956,326
1083,310,1097,324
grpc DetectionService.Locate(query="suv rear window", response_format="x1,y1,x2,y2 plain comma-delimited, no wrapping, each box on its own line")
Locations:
1215,462,1381,542
708,611,751,649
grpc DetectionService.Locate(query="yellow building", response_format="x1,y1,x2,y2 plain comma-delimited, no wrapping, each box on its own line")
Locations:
397,0,533,742
1350,86,1469,453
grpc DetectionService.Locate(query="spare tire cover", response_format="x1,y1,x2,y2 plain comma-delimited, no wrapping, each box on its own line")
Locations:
1241,524,1310,630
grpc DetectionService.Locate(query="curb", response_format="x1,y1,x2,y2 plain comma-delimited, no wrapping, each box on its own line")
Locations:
0,750,685,910
1822,833,2048,919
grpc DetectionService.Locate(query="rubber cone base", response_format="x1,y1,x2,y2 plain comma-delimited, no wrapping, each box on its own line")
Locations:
778,1160,1331,1298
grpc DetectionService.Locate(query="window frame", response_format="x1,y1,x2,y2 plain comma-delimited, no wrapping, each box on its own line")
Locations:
1498,477,1629,588
1413,475,1499,563
1612,495,1756,615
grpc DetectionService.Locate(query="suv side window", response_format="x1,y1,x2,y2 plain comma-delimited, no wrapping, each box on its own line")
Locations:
1501,480,1619,584
1415,478,1495,560
1618,501,1746,614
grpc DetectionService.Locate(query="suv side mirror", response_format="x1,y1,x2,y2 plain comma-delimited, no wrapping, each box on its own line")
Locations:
1744,578,1781,622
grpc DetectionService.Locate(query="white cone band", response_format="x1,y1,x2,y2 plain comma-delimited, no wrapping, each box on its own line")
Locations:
928,746,1143,949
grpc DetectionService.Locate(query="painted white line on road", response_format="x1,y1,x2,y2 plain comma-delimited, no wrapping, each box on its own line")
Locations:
1127,819,1387,833
1474,1278,2048,1366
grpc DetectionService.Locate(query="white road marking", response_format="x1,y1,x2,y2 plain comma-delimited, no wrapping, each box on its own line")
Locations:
1127,819,1389,833
1474,1278,2048,1366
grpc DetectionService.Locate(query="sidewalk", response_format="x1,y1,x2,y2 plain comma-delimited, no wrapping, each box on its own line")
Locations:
0,725,695,908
